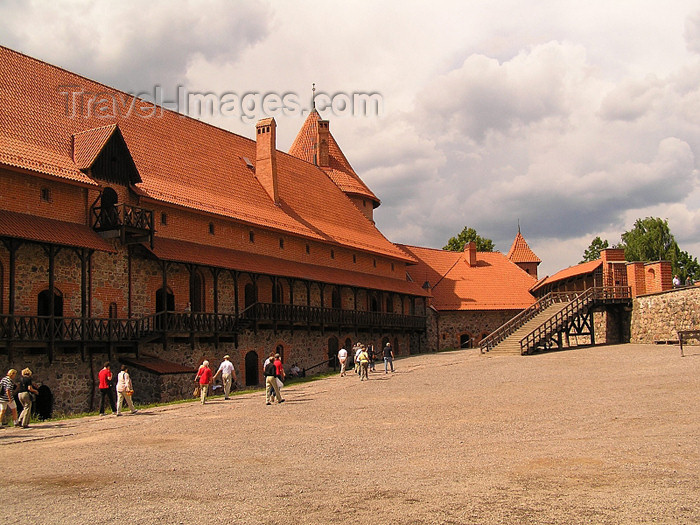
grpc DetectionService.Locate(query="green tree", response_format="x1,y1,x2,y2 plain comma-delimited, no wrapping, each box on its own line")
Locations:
619,217,678,264
676,248,700,283
580,236,609,263
443,227,495,252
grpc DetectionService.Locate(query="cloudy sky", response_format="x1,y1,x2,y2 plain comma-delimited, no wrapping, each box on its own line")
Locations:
2,0,699,276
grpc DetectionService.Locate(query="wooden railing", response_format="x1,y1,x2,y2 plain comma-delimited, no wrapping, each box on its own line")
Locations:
479,291,580,353
519,286,631,354
0,304,425,345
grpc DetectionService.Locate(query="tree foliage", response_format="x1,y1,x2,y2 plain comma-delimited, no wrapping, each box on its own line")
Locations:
580,236,609,263
443,227,495,252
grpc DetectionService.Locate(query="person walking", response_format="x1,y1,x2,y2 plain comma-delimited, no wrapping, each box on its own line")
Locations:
264,356,283,405
383,342,395,373
367,344,376,372
195,360,213,404
0,369,19,427
358,346,370,381
98,362,116,416
273,354,286,400
354,344,362,375
17,368,39,428
338,346,348,376
213,355,237,400
115,365,138,416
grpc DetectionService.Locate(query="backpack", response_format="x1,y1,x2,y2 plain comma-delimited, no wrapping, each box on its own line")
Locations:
264,362,277,377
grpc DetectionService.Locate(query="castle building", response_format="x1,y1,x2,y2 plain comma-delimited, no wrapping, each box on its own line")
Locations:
0,46,543,413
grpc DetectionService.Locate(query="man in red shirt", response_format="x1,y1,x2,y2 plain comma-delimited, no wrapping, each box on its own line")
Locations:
98,362,116,416
195,360,213,405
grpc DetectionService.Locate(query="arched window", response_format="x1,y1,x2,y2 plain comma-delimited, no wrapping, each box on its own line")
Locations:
272,281,284,304
192,270,205,312
385,295,393,313
331,288,341,309
275,344,285,361
37,289,63,317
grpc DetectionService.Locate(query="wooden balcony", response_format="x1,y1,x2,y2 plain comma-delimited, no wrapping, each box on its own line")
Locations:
0,305,425,347
91,203,154,247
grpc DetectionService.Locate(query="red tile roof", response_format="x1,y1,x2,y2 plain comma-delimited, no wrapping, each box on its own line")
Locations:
0,46,410,263
147,237,429,297
72,124,118,169
399,245,536,310
507,231,541,263
288,110,380,205
0,210,115,252
530,260,602,293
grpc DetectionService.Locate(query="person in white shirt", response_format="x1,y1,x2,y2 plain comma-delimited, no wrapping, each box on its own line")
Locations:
213,355,237,400
115,365,138,416
338,347,348,376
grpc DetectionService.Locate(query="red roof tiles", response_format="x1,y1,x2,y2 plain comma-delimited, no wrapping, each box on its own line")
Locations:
507,231,541,263
0,210,115,252
530,260,602,293
399,245,537,310
0,46,409,263
148,238,429,297
288,110,380,205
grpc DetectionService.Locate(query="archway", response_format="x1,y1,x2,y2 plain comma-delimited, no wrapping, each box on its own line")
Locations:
328,336,339,367
192,270,205,312
155,287,174,313
38,289,63,317
459,333,472,349
245,351,259,386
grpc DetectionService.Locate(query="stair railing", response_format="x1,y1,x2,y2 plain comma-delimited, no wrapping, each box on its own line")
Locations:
479,291,580,353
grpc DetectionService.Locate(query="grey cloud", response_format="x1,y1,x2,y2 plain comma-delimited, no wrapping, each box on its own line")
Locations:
415,42,582,141
599,76,664,121
0,0,271,98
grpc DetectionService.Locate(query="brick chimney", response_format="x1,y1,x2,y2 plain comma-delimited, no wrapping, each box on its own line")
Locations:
317,119,330,167
255,118,279,205
464,241,477,266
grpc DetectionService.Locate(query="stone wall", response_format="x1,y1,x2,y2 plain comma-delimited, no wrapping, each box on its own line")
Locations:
630,286,700,343
425,308,517,351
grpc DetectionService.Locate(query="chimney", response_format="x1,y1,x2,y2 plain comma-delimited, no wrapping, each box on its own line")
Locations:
317,119,330,167
255,118,279,205
464,241,477,267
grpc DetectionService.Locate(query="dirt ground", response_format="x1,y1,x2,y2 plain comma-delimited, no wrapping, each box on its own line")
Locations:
1,343,699,525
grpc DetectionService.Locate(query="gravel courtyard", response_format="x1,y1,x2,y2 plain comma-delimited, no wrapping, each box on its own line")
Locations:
1,343,698,524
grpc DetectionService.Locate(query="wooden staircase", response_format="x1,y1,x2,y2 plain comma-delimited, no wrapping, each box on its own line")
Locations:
485,302,569,355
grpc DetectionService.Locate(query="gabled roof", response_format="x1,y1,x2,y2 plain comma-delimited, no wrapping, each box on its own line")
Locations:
288,110,379,206
530,259,602,293
72,124,118,169
399,245,537,310
0,46,409,263
507,231,541,263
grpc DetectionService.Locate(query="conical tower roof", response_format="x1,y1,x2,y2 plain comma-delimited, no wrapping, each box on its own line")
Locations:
507,231,541,264
289,110,380,207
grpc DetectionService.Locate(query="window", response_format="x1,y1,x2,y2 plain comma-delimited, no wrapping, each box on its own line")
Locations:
353,254,356,263
305,244,310,254
279,238,284,249
391,263,395,272
208,223,215,235
373,259,377,268
330,249,335,259
161,212,167,225
249,231,255,243
40,187,51,202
